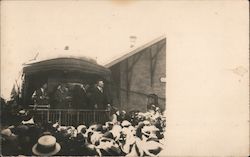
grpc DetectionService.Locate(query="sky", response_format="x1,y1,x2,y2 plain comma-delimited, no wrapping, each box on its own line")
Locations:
0,1,249,156
1,1,168,99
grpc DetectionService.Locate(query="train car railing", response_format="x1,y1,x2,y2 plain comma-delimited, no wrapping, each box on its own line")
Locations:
29,109,110,126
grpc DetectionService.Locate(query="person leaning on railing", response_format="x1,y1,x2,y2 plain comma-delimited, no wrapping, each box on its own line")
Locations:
32,83,49,107
53,83,71,109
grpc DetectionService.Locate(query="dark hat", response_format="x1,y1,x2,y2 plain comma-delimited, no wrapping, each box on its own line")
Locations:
103,131,114,140
94,124,103,132
85,144,99,156
97,138,121,156
99,146,122,156
42,131,52,136
15,125,29,136
76,133,85,143
77,125,87,134
32,135,61,156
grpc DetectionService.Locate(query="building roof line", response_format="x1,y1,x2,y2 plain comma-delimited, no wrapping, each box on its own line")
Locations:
104,35,166,68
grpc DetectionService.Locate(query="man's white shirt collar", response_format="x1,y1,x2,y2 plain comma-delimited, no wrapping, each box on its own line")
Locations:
97,86,103,93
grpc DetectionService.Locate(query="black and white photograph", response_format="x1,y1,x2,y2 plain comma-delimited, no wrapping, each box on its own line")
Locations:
0,1,249,156
1,1,166,156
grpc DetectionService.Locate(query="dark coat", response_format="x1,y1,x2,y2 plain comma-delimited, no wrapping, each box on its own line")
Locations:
71,85,88,109
88,86,110,110
32,88,49,105
53,85,70,109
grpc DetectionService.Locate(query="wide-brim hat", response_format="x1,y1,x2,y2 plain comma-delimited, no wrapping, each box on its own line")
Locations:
1,128,12,137
121,120,131,127
94,124,103,132
15,125,29,136
32,143,61,156
143,140,163,156
103,131,114,139
99,145,121,156
32,135,61,156
77,125,87,134
141,126,157,137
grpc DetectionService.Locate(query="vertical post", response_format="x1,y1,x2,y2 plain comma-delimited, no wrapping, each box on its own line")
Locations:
93,110,96,123
47,110,50,122
77,111,79,125
150,48,153,87
59,110,61,124
67,109,69,126
126,59,129,100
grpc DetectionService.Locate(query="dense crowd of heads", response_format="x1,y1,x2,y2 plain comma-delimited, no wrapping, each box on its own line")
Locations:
1,106,166,156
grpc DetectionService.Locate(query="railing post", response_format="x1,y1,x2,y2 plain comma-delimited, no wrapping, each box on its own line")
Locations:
77,111,79,125
34,109,109,126
47,110,50,122
59,110,61,124
93,110,96,123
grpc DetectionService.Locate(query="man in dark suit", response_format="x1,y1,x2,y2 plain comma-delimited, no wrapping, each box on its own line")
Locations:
54,83,70,109
71,83,89,109
88,80,110,110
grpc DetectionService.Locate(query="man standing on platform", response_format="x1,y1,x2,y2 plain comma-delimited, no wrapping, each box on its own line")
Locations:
88,79,110,110
54,83,70,109
71,83,89,109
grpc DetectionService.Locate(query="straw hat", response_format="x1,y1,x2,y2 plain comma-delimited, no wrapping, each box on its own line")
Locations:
141,126,159,137
121,120,131,127
32,135,61,156
143,120,151,126
1,128,12,137
77,125,87,134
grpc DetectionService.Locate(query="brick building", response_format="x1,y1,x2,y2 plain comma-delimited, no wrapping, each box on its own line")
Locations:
105,36,166,112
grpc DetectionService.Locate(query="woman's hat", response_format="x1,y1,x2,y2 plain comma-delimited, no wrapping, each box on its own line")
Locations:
97,138,121,156
121,120,131,127
94,124,103,132
143,120,150,126
143,140,163,156
77,125,87,134
1,128,12,137
141,126,159,137
32,135,61,156
103,131,114,139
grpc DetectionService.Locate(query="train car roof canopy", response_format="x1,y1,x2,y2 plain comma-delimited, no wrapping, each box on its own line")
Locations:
23,57,111,80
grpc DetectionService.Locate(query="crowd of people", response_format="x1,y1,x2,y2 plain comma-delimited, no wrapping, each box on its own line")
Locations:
1,78,166,156
1,106,166,156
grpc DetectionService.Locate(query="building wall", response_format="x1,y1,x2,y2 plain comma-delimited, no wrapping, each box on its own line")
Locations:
110,39,166,112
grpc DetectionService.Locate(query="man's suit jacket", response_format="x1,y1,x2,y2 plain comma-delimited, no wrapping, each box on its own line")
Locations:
71,85,88,109
88,85,109,109
32,88,49,105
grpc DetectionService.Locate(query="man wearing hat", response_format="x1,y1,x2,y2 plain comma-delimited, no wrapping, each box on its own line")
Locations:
140,125,164,156
1,128,20,155
96,136,122,156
